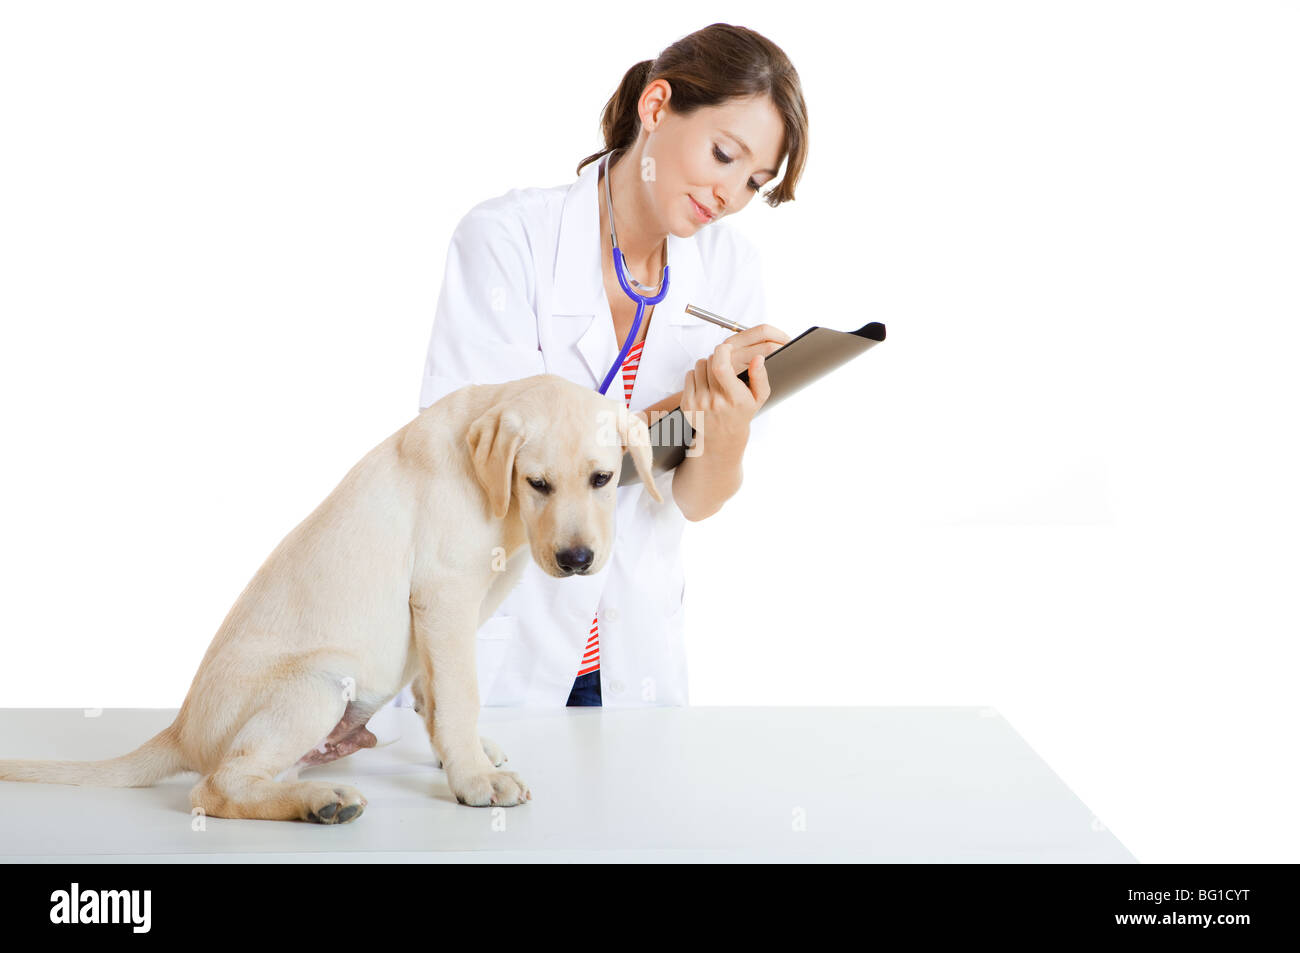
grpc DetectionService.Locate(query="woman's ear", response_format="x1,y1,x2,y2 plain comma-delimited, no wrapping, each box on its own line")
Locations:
466,405,527,519
620,406,663,503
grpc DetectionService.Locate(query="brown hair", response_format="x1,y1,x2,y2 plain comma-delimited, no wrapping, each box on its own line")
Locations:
576,23,808,208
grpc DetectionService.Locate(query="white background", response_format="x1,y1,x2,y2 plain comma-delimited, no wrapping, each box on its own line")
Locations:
1,1,1296,863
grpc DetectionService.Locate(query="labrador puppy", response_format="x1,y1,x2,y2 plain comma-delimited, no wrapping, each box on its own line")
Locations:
0,374,661,823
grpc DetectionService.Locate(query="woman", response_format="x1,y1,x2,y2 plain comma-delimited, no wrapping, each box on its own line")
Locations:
391,23,808,710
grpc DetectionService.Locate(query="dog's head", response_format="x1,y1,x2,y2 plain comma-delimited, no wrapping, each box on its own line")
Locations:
466,376,661,578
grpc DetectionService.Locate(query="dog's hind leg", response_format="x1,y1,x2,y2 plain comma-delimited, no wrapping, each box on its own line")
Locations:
189,676,369,824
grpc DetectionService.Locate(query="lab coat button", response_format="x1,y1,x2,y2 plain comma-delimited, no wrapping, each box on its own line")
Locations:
611,680,625,694
606,607,619,621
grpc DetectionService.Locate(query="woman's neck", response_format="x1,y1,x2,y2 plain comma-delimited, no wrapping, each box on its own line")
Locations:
601,147,667,280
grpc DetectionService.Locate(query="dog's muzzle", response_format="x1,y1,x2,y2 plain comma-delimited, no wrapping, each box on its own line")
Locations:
554,546,594,575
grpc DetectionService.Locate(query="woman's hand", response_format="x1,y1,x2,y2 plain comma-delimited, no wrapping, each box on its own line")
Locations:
669,329,783,520
637,325,790,429
720,323,791,376
680,340,773,460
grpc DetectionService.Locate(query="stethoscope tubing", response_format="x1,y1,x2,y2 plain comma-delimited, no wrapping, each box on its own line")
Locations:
598,150,671,396
599,248,670,396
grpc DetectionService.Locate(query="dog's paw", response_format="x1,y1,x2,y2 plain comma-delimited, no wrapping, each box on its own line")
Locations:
302,783,368,824
448,768,531,807
435,735,507,769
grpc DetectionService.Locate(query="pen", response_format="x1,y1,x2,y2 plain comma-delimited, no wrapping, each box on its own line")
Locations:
683,304,751,333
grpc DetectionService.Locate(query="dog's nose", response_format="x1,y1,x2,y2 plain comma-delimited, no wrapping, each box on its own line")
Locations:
555,546,594,575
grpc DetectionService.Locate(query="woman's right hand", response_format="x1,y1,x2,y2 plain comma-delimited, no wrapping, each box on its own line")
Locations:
721,323,791,376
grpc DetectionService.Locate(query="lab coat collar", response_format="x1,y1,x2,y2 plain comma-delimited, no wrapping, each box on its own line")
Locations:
552,156,705,393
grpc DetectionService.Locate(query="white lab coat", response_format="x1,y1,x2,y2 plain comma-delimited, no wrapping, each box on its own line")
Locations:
389,157,772,709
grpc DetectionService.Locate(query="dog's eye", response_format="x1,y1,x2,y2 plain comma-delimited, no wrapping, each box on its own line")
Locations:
527,477,551,494
591,472,612,489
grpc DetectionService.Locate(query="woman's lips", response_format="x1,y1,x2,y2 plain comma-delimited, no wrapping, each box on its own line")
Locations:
689,196,715,223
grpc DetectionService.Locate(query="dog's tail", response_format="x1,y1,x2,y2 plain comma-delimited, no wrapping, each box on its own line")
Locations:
0,721,188,788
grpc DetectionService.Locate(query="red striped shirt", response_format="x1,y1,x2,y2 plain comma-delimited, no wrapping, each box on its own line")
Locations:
576,338,645,678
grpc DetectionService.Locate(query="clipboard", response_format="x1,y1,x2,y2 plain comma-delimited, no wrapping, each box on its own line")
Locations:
618,320,887,487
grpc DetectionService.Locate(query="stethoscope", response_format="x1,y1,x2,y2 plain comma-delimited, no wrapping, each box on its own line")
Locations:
597,148,670,396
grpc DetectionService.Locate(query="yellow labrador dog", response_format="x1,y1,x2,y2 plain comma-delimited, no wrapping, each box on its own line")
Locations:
0,374,660,823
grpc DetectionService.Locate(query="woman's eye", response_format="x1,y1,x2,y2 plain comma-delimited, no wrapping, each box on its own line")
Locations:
591,472,612,489
712,144,762,193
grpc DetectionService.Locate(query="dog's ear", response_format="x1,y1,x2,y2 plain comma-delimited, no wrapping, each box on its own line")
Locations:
466,405,527,520
619,406,663,503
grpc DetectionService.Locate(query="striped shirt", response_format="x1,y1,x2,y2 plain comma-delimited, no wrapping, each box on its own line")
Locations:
577,337,645,678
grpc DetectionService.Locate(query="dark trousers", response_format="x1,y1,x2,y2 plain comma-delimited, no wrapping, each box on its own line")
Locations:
566,669,602,707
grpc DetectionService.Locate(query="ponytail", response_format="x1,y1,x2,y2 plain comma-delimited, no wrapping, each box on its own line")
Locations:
576,60,654,176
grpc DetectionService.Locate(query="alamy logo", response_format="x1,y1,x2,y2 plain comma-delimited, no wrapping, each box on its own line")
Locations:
49,883,151,933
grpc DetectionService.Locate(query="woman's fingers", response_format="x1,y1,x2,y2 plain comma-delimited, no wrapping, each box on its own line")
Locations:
712,344,738,396
726,323,789,347
697,356,713,398
722,333,788,375
747,353,771,408
763,323,792,346
713,343,762,409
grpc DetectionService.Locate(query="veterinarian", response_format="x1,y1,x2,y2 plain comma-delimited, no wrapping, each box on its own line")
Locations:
390,24,808,708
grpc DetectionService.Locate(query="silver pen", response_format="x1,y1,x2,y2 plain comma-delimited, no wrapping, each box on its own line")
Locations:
684,304,750,333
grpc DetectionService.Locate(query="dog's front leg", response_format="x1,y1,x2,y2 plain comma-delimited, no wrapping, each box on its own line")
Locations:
411,673,507,767
411,598,530,807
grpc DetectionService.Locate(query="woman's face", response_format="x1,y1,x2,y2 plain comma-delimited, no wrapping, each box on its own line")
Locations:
638,85,785,236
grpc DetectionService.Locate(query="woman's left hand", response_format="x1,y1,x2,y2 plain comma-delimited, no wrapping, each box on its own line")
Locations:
680,341,772,459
